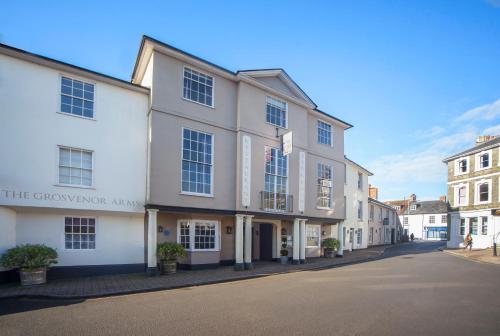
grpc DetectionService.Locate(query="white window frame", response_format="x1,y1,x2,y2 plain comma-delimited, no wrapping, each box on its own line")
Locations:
454,183,469,207
357,201,363,220
410,204,417,211
369,205,374,220
474,179,492,205
56,145,94,189
316,163,333,210
454,157,469,176
306,224,321,248
176,219,220,252
441,215,447,224
180,127,215,197
475,150,492,172
357,172,363,190
263,146,289,212
265,96,288,129
63,216,97,251
317,119,333,146
58,73,97,121
182,66,215,108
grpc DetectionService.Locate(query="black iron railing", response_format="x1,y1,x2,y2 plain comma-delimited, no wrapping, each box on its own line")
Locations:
260,191,293,212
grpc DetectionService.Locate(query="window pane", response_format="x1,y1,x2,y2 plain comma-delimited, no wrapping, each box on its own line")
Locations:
183,68,213,106
181,129,213,194
60,77,94,118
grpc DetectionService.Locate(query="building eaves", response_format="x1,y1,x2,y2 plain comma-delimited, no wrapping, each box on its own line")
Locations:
345,156,373,176
443,137,500,163
0,43,149,94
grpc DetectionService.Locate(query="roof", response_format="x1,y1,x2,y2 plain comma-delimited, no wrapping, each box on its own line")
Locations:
0,43,149,94
368,197,396,210
405,200,448,215
384,199,411,215
132,35,353,129
443,137,500,162
345,156,373,176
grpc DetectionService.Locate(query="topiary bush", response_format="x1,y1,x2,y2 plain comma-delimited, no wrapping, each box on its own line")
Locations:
0,244,58,271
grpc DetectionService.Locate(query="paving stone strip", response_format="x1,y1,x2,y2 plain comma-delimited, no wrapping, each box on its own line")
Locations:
0,245,389,299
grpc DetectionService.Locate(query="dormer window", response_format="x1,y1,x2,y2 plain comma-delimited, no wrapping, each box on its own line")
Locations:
266,96,287,128
475,150,492,171
410,204,417,211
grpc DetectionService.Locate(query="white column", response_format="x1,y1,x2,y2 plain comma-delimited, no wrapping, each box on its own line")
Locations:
244,215,254,270
147,209,159,276
293,218,300,264
337,222,344,257
274,221,282,260
299,220,306,263
234,214,244,271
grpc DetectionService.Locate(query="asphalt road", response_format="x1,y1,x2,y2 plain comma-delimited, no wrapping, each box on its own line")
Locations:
1,241,500,336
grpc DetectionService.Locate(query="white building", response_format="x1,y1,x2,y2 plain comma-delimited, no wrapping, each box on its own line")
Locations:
342,158,372,251
368,198,398,246
0,44,149,281
400,201,448,241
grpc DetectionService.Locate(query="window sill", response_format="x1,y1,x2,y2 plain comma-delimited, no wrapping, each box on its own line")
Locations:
475,166,492,172
475,201,491,205
316,206,333,211
183,249,220,253
57,111,96,121
265,121,288,130
54,184,95,190
182,97,215,109
180,191,214,198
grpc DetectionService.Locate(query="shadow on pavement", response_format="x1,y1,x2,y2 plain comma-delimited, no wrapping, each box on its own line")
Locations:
0,297,85,316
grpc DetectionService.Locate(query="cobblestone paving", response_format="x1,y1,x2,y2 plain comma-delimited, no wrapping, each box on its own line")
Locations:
0,245,389,299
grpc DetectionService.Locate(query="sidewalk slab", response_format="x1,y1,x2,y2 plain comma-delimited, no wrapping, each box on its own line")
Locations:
443,248,500,265
0,245,391,300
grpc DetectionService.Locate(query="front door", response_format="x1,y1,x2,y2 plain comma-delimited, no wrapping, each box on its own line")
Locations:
259,223,273,261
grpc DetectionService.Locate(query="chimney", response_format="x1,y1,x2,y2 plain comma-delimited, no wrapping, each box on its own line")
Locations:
476,135,496,145
410,194,417,202
439,195,446,202
369,184,378,200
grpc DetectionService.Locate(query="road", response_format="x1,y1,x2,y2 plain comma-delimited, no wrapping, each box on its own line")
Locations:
1,241,499,336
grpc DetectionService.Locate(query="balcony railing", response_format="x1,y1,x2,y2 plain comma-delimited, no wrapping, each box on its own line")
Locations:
260,191,293,213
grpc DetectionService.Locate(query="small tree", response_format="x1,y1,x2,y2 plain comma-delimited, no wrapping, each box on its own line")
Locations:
157,242,186,261
0,244,58,271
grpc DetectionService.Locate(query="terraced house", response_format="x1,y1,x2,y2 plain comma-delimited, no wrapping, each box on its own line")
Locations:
444,136,500,249
132,36,352,273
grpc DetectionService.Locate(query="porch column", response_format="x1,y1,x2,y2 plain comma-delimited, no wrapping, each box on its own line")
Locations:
244,215,254,270
337,222,344,257
299,219,307,263
234,214,245,271
147,209,159,276
293,218,300,264
274,221,282,260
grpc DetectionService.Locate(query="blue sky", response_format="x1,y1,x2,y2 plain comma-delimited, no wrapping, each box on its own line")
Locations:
2,0,500,201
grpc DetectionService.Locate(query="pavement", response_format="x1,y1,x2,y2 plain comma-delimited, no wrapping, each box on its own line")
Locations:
443,247,500,265
0,245,388,299
2,241,500,336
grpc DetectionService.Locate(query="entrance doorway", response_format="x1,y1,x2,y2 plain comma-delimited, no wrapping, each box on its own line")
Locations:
259,223,273,261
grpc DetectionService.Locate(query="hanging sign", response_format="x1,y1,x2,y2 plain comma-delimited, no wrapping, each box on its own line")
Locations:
281,131,293,156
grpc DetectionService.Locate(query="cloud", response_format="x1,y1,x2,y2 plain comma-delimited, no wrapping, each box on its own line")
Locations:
486,0,500,8
411,126,445,139
367,98,500,199
482,123,500,135
455,99,500,122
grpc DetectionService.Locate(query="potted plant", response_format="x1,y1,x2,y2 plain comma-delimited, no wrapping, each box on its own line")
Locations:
0,244,58,286
322,238,340,258
280,249,289,265
157,242,186,275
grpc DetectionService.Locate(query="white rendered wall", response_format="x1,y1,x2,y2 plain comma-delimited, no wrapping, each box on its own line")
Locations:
0,54,148,213
448,210,500,249
343,162,369,250
15,211,145,266
0,207,16,270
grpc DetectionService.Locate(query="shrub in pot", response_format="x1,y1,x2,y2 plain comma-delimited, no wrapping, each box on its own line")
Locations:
280,249,289,265
0,244,58,286
322,238,340,258
157,242,186,275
